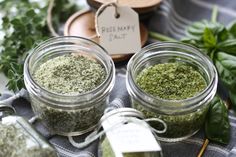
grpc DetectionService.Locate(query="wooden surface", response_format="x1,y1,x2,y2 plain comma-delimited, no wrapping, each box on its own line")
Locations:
64,9,148,62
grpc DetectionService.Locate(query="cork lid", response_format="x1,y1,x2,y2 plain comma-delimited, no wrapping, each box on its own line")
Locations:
64,9,148,62
87,0,162,14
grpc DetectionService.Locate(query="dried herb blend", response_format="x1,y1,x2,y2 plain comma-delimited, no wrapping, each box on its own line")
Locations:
0,123,56,157
34,54,106,94
136,63,207,100
134,62,208,139
31,54,107,134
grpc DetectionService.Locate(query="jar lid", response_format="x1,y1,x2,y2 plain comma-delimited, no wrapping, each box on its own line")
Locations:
87,0,162,14
0,104,16,114
64,9,148,62
100,107,144,123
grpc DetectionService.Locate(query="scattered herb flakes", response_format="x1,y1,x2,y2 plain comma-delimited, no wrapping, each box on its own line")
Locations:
136,62,207,100
33,54,106,95
0,123,56,157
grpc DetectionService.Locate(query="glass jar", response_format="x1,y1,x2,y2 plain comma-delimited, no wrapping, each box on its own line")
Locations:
24,36,115,136
126,42,218,142
99,108,164,157
0,104,57,157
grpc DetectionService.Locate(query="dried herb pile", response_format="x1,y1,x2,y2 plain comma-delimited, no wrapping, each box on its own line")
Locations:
33,54,106,94
136,62,207,100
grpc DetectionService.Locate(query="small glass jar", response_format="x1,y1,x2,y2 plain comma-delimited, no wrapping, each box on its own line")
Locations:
126,42,218,142
99,108,163,157
24,36,115,136
0,104,57,157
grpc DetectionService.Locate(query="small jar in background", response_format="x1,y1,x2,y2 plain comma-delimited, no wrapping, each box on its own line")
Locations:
24,37,115,136
0,104,57,157
126,42,218,142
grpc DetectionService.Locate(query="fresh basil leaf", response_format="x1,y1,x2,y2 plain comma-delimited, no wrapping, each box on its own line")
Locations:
229,23,236,37
215,52,236,92
203,28,217,48
217,39,236,55
229,90,236,111
217,28,229,42
205,96,230,144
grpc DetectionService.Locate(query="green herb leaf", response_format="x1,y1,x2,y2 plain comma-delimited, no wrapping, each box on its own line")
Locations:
0,0,81,92
229,90,236,111
217,39,236,55
215,52,236,93
203,27,216,48
205,96,230,144
229,23,236,37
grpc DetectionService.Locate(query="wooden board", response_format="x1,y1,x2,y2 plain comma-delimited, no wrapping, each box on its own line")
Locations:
64,9,148,62
87,0,162,14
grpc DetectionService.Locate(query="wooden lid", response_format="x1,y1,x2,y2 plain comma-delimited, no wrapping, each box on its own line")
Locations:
64,9,148,62
87,0,162,14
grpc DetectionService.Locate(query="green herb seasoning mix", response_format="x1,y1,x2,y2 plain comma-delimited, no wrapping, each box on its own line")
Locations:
136,63,207,100
134,62,208,139
34,54,106,94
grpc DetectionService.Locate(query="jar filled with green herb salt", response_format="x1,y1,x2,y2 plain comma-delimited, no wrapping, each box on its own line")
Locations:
24,37,115,136
0,104,57,157
126,42,218,142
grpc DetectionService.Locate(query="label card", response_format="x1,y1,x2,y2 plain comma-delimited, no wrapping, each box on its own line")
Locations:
97,5,141,54
102,116,161,157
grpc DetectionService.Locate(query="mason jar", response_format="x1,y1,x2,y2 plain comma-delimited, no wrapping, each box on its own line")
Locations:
0,104,57,157
126,42,218,142
24,36,115,136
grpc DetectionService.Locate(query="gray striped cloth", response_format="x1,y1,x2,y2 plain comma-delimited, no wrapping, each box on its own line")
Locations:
1,0,236,156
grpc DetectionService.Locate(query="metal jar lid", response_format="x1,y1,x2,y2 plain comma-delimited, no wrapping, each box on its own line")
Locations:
0,104,16,115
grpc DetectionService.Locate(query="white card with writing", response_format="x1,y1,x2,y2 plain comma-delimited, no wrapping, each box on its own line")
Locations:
102,116,161,156
97,5,141,54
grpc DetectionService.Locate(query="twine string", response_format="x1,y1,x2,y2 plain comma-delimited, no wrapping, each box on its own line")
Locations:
47,0,60,37
95,2,119,38
68,117,167,149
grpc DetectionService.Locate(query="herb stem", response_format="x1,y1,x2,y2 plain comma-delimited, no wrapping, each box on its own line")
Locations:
197,99,229,157
148,31,178,42
211,5,218,23
197,139,209,157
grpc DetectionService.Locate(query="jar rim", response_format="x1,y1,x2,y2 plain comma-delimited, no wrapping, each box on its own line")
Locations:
24,36,115,106
127,42,218,111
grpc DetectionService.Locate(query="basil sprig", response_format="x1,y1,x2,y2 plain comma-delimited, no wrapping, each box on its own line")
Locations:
149,7,234,144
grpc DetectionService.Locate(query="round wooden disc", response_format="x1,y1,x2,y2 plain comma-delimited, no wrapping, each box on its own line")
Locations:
64,9,148,62
87,0,162,14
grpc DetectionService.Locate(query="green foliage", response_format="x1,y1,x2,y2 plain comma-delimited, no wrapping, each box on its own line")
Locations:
183,19,236,144
205,96,230,144
0,0,80,92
